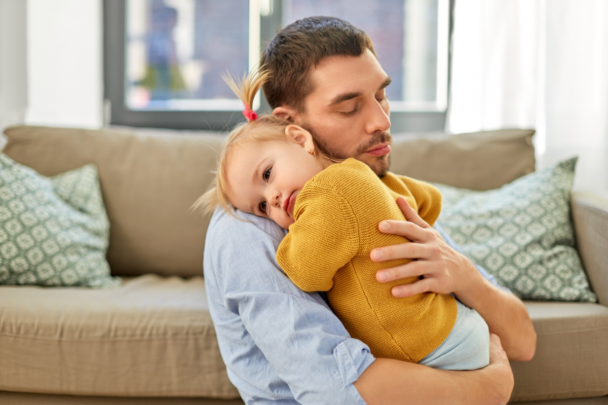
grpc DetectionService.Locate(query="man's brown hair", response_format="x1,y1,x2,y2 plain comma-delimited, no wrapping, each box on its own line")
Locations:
260,16,377,112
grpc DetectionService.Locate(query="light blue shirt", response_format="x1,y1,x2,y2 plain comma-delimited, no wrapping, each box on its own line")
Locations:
203,207,509,404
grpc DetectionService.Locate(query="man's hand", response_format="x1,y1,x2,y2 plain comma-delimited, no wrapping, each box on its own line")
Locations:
370,196,479,298
370,196,537,361
355,333,514,405
485,333,515,403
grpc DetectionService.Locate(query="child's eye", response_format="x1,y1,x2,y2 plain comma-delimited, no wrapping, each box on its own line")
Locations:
263,167,272,181
259,201,267,213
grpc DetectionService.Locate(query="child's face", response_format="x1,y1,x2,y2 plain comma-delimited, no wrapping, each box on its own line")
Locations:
225,125,325,229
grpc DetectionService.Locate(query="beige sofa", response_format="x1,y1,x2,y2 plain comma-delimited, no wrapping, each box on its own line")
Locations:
0,125,606,405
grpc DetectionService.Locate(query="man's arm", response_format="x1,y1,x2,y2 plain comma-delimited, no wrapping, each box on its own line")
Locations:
371,197,537,361
206,208,516,404
355,334,514,405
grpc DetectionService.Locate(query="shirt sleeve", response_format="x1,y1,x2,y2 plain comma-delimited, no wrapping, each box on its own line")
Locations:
276,187,359,293
204,208,374,404
434,222,513,294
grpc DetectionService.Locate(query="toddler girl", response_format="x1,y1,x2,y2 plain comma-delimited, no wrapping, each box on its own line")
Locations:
195,68,489,370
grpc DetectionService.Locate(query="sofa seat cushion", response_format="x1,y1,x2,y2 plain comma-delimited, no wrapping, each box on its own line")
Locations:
2,281,607,401
512,302,608,402
0,275,238,398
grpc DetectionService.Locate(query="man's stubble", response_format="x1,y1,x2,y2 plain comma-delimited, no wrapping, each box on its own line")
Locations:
301,121,392,178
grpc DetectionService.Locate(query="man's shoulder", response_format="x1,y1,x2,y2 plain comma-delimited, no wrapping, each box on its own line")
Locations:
204,207,289,289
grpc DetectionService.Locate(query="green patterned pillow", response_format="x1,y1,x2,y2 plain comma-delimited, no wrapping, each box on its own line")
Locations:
0,154,120,288
434,157,596,302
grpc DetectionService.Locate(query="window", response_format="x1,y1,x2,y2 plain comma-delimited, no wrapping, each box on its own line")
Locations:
104,0,453,131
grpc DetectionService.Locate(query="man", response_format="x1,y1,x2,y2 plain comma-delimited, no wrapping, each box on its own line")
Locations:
204,17,536,404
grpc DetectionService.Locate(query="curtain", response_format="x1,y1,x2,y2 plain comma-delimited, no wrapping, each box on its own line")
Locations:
447,0,608,194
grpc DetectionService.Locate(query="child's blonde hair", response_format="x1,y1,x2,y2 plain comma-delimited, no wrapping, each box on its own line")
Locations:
192,67,334,218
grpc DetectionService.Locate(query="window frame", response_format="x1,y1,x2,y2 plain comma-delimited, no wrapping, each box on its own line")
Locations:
103,0,454,132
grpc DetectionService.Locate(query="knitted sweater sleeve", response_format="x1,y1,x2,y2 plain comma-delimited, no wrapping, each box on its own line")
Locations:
397,175,443,227
276,186,360,293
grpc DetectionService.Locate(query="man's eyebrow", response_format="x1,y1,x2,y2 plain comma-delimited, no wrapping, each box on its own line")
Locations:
379,76,392,91
328,91,361,106
328,76,392,106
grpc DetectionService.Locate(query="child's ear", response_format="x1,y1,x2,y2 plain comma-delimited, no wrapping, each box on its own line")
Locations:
285,125,315,154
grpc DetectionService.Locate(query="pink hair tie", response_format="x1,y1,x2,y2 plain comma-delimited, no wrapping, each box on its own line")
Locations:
243,105,257,121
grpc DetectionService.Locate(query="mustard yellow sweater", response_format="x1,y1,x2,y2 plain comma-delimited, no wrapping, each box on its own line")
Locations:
276,158,457,363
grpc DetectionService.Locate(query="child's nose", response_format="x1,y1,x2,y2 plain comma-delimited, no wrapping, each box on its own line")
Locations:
268,190,281,208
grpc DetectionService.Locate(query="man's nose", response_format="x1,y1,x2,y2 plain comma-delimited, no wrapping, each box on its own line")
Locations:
365,98,391,135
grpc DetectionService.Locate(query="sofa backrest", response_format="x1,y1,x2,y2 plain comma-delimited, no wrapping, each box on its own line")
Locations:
3,126,222,277
2,125,534,277
390,129,535,190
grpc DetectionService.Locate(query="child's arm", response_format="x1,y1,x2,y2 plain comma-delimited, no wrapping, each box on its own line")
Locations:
276,188,359,292
397,176,443,227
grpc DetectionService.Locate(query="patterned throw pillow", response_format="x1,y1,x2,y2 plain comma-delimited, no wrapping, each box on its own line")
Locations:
0,154,120,288
434,157,596,302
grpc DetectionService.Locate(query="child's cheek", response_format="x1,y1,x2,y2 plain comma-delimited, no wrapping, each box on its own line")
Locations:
272,213,293,231
283,217,295,230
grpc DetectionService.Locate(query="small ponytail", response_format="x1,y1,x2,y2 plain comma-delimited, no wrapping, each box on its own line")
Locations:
191,66,285,219
222,67,271,121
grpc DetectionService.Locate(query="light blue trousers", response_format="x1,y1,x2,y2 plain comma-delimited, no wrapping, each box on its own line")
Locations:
419,299,490,371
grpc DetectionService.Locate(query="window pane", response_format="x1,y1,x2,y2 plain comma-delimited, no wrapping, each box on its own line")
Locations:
285,0,447,110
126,0,250,111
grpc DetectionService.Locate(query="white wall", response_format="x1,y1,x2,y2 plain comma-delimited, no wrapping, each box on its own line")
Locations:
25,0,103,128
0,0,28,133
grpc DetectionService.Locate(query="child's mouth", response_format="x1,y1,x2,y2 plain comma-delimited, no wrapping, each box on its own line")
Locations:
283,191,297,217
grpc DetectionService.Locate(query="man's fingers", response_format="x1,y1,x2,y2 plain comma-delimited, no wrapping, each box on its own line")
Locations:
488,333,515,400
377,220,428,243
376,260,425,283
489,333,509,366
391,278,433,298
371,240,429,262
396,197,431,229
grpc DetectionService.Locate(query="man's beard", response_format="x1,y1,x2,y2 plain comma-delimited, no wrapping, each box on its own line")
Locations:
301,122,392,177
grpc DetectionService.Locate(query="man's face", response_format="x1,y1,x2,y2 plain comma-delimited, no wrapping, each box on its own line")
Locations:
290,49,392,176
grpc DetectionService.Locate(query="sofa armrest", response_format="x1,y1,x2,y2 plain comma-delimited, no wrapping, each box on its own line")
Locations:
571,192,608,306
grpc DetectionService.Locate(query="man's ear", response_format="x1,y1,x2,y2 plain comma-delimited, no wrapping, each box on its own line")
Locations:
285,125,315,154
272,105,297,122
